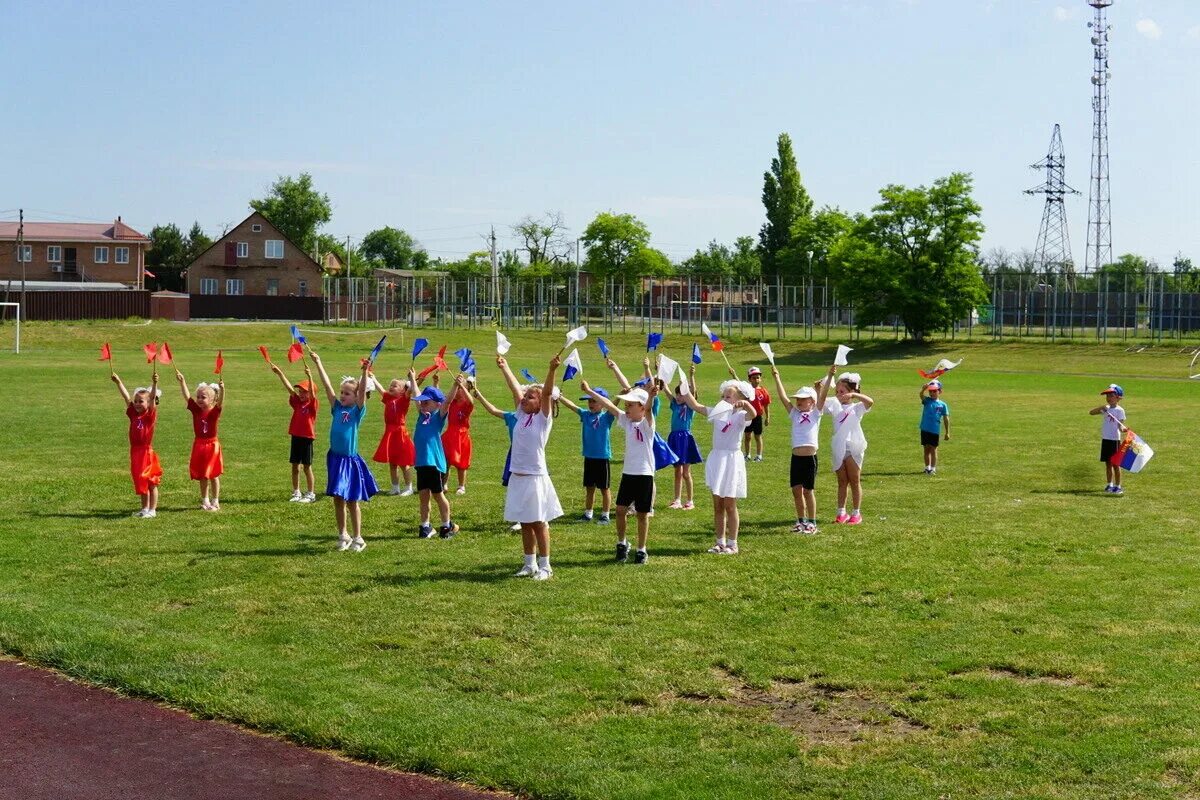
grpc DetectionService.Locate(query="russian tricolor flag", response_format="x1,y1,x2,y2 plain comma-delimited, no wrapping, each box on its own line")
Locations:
701,322,724,352
1109,429,1155,473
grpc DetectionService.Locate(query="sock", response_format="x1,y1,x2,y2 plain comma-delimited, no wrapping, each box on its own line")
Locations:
716,537,726,546
853,508,861,517
637,548,647,554
537,556,550,570
583,509,593,518
392,482,400,490
837,507,846,516
524,554,536,567
618,537,628,545
421,518,430,527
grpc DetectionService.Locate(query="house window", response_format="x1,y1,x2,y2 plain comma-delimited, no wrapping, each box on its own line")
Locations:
47,246,62,262
265,240,284,259
95,246,109,263
226,279,244,296
266,279,279,296
297,280,308,297
115,247,130,264
200,278,218,295
17,245,32,262
236,242,249,258
251,224,262,232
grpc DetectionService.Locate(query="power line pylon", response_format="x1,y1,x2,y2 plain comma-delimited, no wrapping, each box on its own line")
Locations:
1025,124,1080,290
1085,0,1114,273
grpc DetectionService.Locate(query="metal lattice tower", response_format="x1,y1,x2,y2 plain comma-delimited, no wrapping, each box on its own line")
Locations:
1025,124,1080,289
1085,0,1113,272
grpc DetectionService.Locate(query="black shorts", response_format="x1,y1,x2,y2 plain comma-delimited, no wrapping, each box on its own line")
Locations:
583,457,611,490
746,416,763,436
615,473,654,511
1100,438,1119,463
289,436,314,466
415,465,445,494
790,454,818,490
921,431,940,448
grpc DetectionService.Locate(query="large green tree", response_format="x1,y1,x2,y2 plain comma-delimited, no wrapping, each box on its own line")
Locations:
146,223,186,291
359,227,424,272
249,173,332,256
759,133,813,276
184,222,212,265
682,237,761,282
580,212,652,283
828,172,988,342
777,206,852,282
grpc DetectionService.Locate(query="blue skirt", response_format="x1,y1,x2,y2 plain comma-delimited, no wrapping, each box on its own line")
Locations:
652,432,680,471
326,451,380,502
667,430,703,465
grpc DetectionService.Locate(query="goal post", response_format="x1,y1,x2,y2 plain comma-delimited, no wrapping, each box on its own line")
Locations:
0,303,20,353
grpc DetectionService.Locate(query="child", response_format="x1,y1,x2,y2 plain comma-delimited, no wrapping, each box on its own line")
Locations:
412,371,459,538
502,356,564,580
607,357,677,515
442,375,475,495
372,372,418,496
822,367,875,525
919,379,951,475
667,363,703,509
581,379,658,564
469,371,524,532
556,387,617,523
679,379,756,553
174,367,224,511
1089,383,1126,495
112,370,163,518
310,350,377,551
771,364,831,533
270,361,318,502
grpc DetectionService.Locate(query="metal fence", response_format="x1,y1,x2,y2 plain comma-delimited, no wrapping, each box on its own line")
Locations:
323,271,1200,343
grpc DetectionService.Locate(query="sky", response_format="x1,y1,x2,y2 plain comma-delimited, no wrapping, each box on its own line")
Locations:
2,0,1197,269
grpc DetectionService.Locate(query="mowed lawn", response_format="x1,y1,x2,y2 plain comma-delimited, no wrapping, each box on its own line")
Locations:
1,321,1198,799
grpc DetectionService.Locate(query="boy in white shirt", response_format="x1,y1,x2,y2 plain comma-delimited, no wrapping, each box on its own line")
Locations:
1089,383,1127,495
771,365,832,534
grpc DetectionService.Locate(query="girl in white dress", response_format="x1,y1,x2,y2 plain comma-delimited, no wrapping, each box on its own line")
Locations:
679,379,757,554
822,368,875,525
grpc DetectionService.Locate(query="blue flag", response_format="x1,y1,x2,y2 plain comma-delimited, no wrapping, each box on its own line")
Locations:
368,335,387,363
520,368,537,383
462,356,477,376
411,338,429,360
633,376,651,388
647,332,663,351
692,342,702,364
597,338,610,358
289,324,306,345
454,347,472,372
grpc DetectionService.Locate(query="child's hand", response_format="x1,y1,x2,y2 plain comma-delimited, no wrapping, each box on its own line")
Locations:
727,367,737,378
309,351,321,363
550,354,562,369
605,358,616,369
111,373,120,384
496,356,507,367
944,433,951,441
580,379,591,393
643,356,651,370
271,363,282,374
175,370,185,382
771,366,779,376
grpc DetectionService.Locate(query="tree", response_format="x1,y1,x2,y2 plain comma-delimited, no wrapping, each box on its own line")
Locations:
359,227,425,272
315,233,348,273
249,173,332,256
146,224,186,291
759,132,813,276
1091,253,1153,293
683,237,762,282
581,212,651,283
184,222,212,266
512,212,572,266
625,247,674,279
444,251,493,281
827,172,988,343
777,206,851,282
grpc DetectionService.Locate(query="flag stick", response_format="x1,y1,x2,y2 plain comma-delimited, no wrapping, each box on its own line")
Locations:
719,349,733,372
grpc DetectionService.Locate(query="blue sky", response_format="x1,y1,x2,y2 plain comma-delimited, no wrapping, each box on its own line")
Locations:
2,0,1197,268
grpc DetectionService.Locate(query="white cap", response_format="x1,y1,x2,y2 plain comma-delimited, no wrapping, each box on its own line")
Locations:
616,388,649,405
792,386,817,400
719,379,754,401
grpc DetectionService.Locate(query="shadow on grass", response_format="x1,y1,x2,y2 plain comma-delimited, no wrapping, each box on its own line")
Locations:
39,507,198,520
187,544,328,559
1028,488,1106,496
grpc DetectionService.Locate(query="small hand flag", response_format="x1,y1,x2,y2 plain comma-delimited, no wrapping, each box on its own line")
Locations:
99,342,112,362
834,344,853,366
647,332,664,352
368,335,387,364
214,350,224,375
563,349,582,381
678,372,691,396
495,330,512,356
143,343,158,363
563,325,588,351
287,342,304,363
289,324,307,345
917,358,963,379
411,338,429,361
455,347,473,373
461,356,477,376
701,323,723,352
691,343,702,364
759,342,775,366
156,341,173,364
597,338,610,358
520,368,537,383
657,354,679,385
258,345,271,362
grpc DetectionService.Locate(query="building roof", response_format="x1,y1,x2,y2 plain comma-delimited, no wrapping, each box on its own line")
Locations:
0,219,149,244
186,210,321,272
2,280,133,291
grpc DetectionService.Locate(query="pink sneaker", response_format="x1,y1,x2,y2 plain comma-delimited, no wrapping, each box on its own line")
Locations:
846,514,863,525
834,513,850,524
682,500,695,510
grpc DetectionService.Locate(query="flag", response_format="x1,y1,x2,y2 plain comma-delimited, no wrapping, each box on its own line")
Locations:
214,350,224,375
691,343,702,364
99,342,112,362
657,354,679,385
143,343,157,363
563,349,582,381
289,324,307,345
495,331,512,355
647,332,663,351
143,268,156,279
834,344,853,366
759,342,775,365
597,338,610,358
412,337,429,360
1110,429,1155,473
701,323,723,352
917,358,964,380
461,356,477,376
633,376,651,388
454,347,472,373
417,362,440,380
678,372,691,395
157,341,173,364
520,368,537,383
366,335,387,364
287,342,303,363
564,326,588,350
258,345,271,362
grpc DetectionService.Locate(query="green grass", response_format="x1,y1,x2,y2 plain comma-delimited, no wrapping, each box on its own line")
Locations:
1,321,1199,799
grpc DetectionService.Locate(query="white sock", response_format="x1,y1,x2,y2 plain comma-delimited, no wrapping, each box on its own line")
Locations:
716,537,726,546
421,518,430,527
637,548,647,554
583,509,593,517
838,507,847,516
524,554,536,567
537,556,550,570
618,537,628,545
853,508,861,516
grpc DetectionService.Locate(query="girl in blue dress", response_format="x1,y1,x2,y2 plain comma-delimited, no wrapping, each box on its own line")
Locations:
667,362,703,509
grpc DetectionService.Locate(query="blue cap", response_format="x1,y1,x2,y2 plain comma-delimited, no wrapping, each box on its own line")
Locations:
415,386,445,403
581,387,608,401
1101,383,1124,398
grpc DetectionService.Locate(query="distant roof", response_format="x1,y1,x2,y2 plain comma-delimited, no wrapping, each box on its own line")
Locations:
0,220,149,243
4,280,133,291
374,267,450,279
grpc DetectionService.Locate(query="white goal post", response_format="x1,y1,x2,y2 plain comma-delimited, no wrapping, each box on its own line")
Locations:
0,303,20,353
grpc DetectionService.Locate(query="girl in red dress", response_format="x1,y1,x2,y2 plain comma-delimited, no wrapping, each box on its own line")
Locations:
442,375,475,494
175,368,225,511
112,369,163,518
371,371,418,495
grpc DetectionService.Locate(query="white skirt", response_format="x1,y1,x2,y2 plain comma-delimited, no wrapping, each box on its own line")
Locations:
704,449,747,499
831,439,867,471
504,473,564,523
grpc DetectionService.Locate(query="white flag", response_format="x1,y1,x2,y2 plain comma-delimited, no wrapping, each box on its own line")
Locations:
657,354,679,386
834,344,853,366
563,348,583,380
708,400,734,422
759,341,776,365
564,325,588,348
496,330,512,355
678,372,691,396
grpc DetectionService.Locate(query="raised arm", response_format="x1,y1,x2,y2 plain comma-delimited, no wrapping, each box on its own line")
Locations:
770,365,789,407
215,378,225,408
642,356,653,382
816,364,836,408
580,379,621,416
271,363,298,396
496,355,522,405
112,372,131,405
688,363,698,397
738,398,758,421
645,378,659,428
355,361,368,409
174,368,191,402
606,358,632,392
557,394,581,413
470,384,507,419
151,369,160,405
681,390,707,415
308,349,338,405
850,391,875,411
541,355,560,418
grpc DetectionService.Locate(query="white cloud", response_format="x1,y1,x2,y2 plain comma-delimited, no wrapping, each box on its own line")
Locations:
1052,6,1077,23
1135,18,1163,40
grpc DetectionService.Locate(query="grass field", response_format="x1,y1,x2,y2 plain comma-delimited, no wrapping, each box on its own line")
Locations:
1,320,1198,799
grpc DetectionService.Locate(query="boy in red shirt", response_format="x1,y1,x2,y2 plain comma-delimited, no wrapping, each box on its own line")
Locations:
731,366,771,461
271,362,319,502
112,369,163,518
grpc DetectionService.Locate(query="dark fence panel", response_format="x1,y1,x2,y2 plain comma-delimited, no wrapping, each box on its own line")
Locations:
21,290,150,320
190,295,324,320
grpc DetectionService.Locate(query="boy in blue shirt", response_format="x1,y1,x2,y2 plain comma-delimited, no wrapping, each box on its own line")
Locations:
557,387,617,523
919,380,951,475
412,379,459,538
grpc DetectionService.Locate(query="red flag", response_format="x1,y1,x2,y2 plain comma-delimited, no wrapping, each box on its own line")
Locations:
143,342,158,363
98,342,112,362
917,368,946,379
287,342,303,363
436,344,447,361
214,350,224,375
143,268,157,279
258,345,271,362
417,362,439,380
156,341,173,364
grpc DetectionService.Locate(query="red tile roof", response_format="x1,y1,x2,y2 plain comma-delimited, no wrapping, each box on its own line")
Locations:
0,220,150,243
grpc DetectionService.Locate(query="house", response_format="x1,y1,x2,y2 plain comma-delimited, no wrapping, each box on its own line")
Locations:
0,218,151,287
185,211,322,298
322,252,343,275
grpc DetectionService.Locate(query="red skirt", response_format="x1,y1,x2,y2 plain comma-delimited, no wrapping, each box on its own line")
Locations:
130,446,163,495
442,425,473,469
189,438,223,480
373,425,415,467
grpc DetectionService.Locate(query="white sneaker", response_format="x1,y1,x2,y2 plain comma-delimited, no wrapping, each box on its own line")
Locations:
302,491,317,503
399,486,414,497
753,455,764,462
510,522,522,531
533,567,553,581
143,509,157,519
336,534,352,551
455,486,466,495
388,486,402,496
132,509,147,518
350,537,367,553
289,491,303,502
514,564,538,577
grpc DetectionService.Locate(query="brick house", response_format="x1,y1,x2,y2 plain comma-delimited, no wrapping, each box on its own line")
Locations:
186,211,322,298
0,218,151,287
